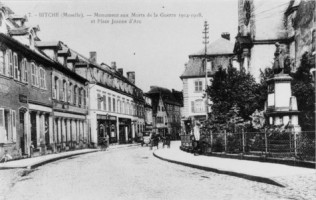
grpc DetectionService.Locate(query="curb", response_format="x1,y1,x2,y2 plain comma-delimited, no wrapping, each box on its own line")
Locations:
153,151,284,187
27,150,99,169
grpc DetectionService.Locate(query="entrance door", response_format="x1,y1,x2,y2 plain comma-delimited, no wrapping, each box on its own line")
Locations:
98,120,105,145
119,125,126,144
19,110,26,155
30,112,37,148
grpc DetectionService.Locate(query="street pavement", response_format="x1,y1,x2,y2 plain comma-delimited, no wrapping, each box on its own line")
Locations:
0,142,315,200
153,141,316,187
0,143,139,169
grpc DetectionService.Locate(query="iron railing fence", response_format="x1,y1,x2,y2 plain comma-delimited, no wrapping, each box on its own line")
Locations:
181,131,315,162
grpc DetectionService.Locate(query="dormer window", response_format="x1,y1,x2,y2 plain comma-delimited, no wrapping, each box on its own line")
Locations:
29,31,34,49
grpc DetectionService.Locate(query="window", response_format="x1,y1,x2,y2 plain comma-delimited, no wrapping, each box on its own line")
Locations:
31,63,37,86
103,95,106,110
40,68,46,89
13,53,19,80
113,98,116,112
24,60,28,82
53,76,58,99
108,96,111,112
195,80,203,92
83,90,86,107
73,85,77,105
62,80,67,101
97,94,101,110
68,83,72,103
7,50,13,77
20,59,26,82
0,108,16,143
78,88,82,107
121,100,124,113
191,99,204,113
0,50,5,75
117,99,120,113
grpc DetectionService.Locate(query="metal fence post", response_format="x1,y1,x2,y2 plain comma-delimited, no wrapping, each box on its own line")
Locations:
210,131,213,151
264,129,268,154
294,130,297,157
242,128,245,153
224,130,227,152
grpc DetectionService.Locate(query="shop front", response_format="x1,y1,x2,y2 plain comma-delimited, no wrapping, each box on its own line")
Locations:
118,118,131,144
97,114,117,144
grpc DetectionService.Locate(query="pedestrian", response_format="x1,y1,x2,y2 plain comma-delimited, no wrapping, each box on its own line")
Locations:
0,150,13,163
30,141,34,158
105,134,109,150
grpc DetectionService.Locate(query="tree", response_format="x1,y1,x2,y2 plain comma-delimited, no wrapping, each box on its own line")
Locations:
291,52,315,130
207,66,265,131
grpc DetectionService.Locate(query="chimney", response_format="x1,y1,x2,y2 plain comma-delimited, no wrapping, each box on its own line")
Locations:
111,62,116,70
117,68,123,75
89,51,97,63
127,71,135,84
221,32,230,40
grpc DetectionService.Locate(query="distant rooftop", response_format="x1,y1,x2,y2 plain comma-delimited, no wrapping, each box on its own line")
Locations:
190,37,234,56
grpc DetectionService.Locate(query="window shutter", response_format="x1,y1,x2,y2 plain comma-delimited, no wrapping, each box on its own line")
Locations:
12,110,16,142
52,78,56,99
97,94,101,110
191,101,195,113
0,108,4,127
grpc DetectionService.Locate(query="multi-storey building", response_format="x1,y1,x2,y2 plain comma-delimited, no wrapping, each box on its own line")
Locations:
36,41,89,151
75,53,145,145
0,4,92,159
180,34,235,136
144,94,153,133
146,86,182,139
0,6,54,158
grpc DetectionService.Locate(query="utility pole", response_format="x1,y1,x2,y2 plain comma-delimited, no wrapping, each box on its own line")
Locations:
203,21,209,120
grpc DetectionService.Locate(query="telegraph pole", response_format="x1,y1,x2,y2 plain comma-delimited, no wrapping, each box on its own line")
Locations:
203,21,209,120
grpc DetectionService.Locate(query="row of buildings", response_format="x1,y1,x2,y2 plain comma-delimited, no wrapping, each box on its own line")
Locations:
181,0,315,135
0,4,182,159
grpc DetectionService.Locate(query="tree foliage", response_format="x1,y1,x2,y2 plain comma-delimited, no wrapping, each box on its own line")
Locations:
206,66,265,131
291,52,315,130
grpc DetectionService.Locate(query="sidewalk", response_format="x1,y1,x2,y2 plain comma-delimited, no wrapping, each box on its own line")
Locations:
0,143,140,170
153,141,316,187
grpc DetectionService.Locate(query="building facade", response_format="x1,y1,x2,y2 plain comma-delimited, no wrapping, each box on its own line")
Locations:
180,34,235,136
0,6,55,158
36,41,89,152
75,54,145,146
146,86,182,139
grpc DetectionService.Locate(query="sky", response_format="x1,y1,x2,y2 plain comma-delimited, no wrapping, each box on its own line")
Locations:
3,0,238,92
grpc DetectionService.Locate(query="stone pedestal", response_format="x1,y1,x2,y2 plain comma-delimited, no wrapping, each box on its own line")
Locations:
265,74,301,131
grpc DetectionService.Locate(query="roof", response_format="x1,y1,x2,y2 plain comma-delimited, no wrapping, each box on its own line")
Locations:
190,38,234,56
36,41,62,49
180,57,214,79
146,86,182,107
8,27,29,36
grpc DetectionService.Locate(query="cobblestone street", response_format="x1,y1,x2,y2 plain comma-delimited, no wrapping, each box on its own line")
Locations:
0,146,315,200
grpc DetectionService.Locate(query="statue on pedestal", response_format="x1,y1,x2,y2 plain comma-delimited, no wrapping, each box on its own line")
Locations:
272,42,291,75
